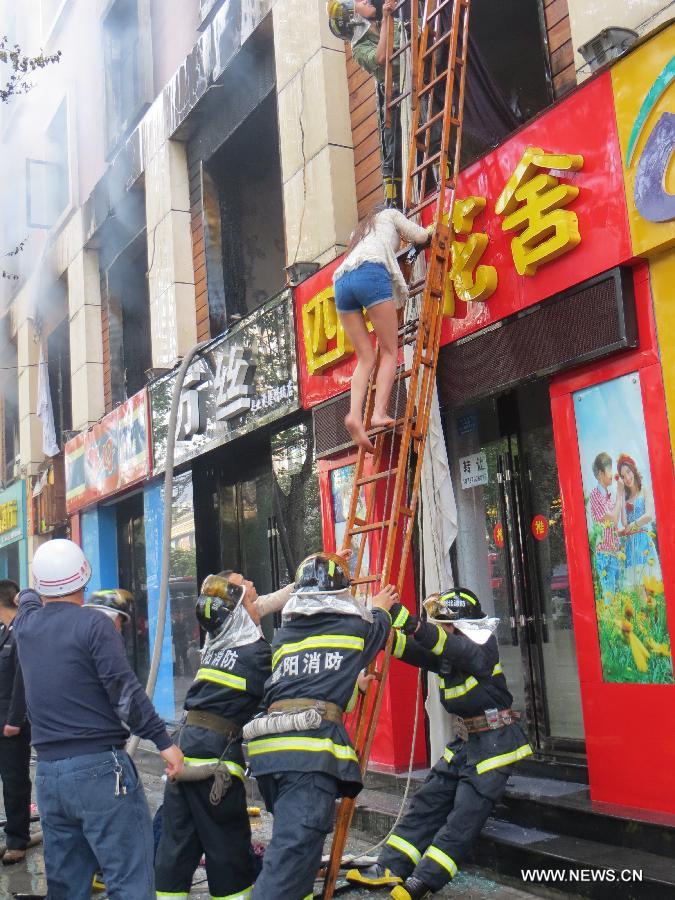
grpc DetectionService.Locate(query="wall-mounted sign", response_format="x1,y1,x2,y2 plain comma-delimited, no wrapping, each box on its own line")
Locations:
611,23,675,255
459,452,488,490
151,290,299,472
493,522,504,549
0,481,26,549
294,73,629,410
64,389,150,514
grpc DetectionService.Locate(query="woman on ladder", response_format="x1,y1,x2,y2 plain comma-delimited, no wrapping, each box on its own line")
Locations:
333,204,432,452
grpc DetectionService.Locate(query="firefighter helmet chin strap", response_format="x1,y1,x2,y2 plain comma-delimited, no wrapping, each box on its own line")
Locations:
434,616,500,646
202,599,262,656
282,588,374,624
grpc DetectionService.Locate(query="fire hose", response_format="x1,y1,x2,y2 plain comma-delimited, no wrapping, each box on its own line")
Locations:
127,341,210,760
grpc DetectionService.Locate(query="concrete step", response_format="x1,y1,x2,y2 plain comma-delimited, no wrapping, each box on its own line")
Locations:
363,770,675,858
351,787,675,899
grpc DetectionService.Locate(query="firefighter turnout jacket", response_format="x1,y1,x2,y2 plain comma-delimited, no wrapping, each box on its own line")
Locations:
248,608,391,797
390,604,532,772
180,637,271,778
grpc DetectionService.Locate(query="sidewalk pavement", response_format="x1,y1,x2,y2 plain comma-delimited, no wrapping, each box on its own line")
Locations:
0,762,542,899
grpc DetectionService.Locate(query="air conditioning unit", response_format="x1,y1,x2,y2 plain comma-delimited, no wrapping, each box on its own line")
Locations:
578,27,638,72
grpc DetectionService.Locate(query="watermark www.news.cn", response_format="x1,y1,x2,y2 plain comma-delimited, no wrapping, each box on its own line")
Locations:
521,869,643,884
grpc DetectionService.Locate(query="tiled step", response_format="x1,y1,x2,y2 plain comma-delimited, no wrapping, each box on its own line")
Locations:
351,787,675,899
497,775,675,858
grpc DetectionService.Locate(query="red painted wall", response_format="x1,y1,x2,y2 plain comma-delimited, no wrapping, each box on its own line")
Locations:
550,264,675,814
317,454,427,771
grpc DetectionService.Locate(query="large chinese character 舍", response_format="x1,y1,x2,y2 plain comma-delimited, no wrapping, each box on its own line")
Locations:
302,287,373,375
215,345,256,421
495,147,584,276
445,196,498,314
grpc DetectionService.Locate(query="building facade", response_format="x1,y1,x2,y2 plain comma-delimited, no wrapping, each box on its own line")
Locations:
1,0,674,815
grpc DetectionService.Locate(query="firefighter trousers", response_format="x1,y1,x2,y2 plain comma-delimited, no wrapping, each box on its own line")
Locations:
252,771,338,900
155,775,254,899
378,743,509,891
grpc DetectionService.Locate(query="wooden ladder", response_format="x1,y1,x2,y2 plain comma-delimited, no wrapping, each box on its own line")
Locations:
321,1,471,896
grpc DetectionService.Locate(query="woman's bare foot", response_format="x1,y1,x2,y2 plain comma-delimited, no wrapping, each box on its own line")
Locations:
345,413,375,453
370,411,395,430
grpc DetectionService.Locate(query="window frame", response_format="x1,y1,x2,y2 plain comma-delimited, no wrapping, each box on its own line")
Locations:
101,0,154,155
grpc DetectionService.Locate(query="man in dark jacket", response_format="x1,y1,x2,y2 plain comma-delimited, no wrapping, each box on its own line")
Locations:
249,552,397,900
347,588,532,900
14,539,183,900
0,580,31,865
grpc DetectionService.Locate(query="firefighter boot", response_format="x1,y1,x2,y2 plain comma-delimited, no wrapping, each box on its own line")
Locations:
391,875,433,900
346,863,403,887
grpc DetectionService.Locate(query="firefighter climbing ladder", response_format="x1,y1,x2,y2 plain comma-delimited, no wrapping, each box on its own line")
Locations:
321,0,471,895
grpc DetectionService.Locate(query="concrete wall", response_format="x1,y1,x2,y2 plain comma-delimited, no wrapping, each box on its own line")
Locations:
273,0,358,266
567,0,674,78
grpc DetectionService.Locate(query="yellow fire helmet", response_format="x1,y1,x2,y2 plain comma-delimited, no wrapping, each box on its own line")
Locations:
327,0,364,41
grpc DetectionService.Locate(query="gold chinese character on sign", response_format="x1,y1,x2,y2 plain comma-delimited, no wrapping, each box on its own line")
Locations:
495,147,584,276
302,287,372,375
444,196,498,315
0,500,18,535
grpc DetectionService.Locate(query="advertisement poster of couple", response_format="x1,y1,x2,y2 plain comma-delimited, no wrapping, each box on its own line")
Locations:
575,373,673,684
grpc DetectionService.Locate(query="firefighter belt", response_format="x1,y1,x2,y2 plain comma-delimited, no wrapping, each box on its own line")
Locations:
451,708,520,742
185,709,240,739
242,699,344,742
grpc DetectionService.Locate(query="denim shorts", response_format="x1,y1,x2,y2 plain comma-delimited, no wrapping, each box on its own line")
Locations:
334,262,393,313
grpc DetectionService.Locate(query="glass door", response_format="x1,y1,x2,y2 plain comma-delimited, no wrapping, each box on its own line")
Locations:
446,381,585,755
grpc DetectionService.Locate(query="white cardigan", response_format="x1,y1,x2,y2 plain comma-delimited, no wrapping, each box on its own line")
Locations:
333,209,429,308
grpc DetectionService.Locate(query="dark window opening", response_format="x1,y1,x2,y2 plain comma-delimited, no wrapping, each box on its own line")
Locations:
105,230,152,403
461,0,553,165
103,0,151,149
47,316,72,448
203,93,286,335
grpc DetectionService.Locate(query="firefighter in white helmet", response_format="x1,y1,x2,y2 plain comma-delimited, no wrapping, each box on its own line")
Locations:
13,539,183,900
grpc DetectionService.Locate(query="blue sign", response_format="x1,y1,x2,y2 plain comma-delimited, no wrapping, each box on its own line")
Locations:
456,414,477,436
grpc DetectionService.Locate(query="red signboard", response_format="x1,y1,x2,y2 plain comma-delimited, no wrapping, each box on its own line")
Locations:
493,522,504,548
294,72,631,411
64,390,150,514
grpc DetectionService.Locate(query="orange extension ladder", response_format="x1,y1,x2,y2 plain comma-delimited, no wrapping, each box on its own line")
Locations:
321,1,472,896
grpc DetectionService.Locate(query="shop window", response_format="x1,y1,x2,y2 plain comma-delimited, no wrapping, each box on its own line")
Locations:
47,317,72,448
26,98,71,230
271,421,322,584
105,230,152,403
202,93,286,335
102,0,153,150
